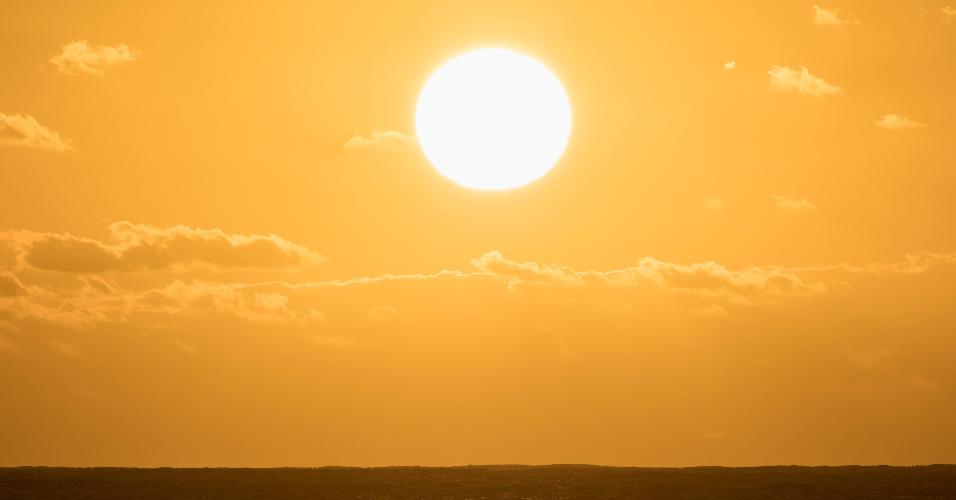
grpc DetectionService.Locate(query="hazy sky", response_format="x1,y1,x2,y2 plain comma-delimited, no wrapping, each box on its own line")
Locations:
1,0,956,466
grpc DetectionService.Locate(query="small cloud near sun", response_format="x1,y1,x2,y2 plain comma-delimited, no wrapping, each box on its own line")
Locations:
773,195,818,213
875,114,926,131
768,66,841,97
813,5,860,26
723,60,736,71
50,40,140,77
703,197,724,211
343,129,416,150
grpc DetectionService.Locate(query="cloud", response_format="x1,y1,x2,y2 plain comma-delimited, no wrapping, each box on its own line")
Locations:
367,305,400,326
609,258,828,303
307,334,358,349
472,251,827,304
813,5,860,26
0,332,20,355
0,112,73,152
723,60,736,71
471,251,582,286
772,195,818,213
2,222,324,273
692,304,730,319
943,6,956,24
875,114,926,131
703,198,724,211
790,252,956,275
0,277,328,330
50,40,139,77
0,272,27,297
768,66,841,97
3,245,956,337
50,341,83,358
847,348,939,392
344,129,416,150
133,281,326,326
848,348,894,369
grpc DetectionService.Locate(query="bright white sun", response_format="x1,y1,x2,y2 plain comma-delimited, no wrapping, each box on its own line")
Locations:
415,48,572,190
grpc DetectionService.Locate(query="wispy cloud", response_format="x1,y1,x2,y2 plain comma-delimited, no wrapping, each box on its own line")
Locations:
772,195,818,213
788,252,956,275
344,129,415,150
875,114,926,131
768,66,841,97
50,40,139,77
723,60,736,71
0,112,72,152
0,272,28,297
813,5,860,26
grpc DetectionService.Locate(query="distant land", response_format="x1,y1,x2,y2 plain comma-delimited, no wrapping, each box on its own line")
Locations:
2,465,955,499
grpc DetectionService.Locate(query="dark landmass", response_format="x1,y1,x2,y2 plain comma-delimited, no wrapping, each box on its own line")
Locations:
1,464,955,499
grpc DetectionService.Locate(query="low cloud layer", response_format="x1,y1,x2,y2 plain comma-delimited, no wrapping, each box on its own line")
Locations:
0,112,72,152
1,222,324,273
768,66,841,97
3,245,953,335
471,251,827,304
50,40,139,77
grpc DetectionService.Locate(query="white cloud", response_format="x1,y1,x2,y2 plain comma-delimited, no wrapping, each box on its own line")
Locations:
344,129,415,150
813,5,860,26
723,60,736,71
875,114,926,131
772,195,818,213
0,112,72,152
50,40,140,77
768,66,841,97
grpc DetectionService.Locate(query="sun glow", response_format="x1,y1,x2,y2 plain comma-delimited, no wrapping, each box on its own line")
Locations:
415,48,572,190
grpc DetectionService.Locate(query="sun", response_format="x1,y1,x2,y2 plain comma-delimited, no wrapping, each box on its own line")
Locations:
415,48,572,190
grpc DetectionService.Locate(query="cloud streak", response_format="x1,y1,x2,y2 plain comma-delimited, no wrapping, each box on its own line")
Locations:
344,129,416,150
773,195,818,213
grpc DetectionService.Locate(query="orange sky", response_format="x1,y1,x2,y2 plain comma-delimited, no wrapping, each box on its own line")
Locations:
1,0,956,466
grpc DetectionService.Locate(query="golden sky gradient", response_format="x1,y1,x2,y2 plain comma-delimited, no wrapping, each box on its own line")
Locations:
1,0,956,466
